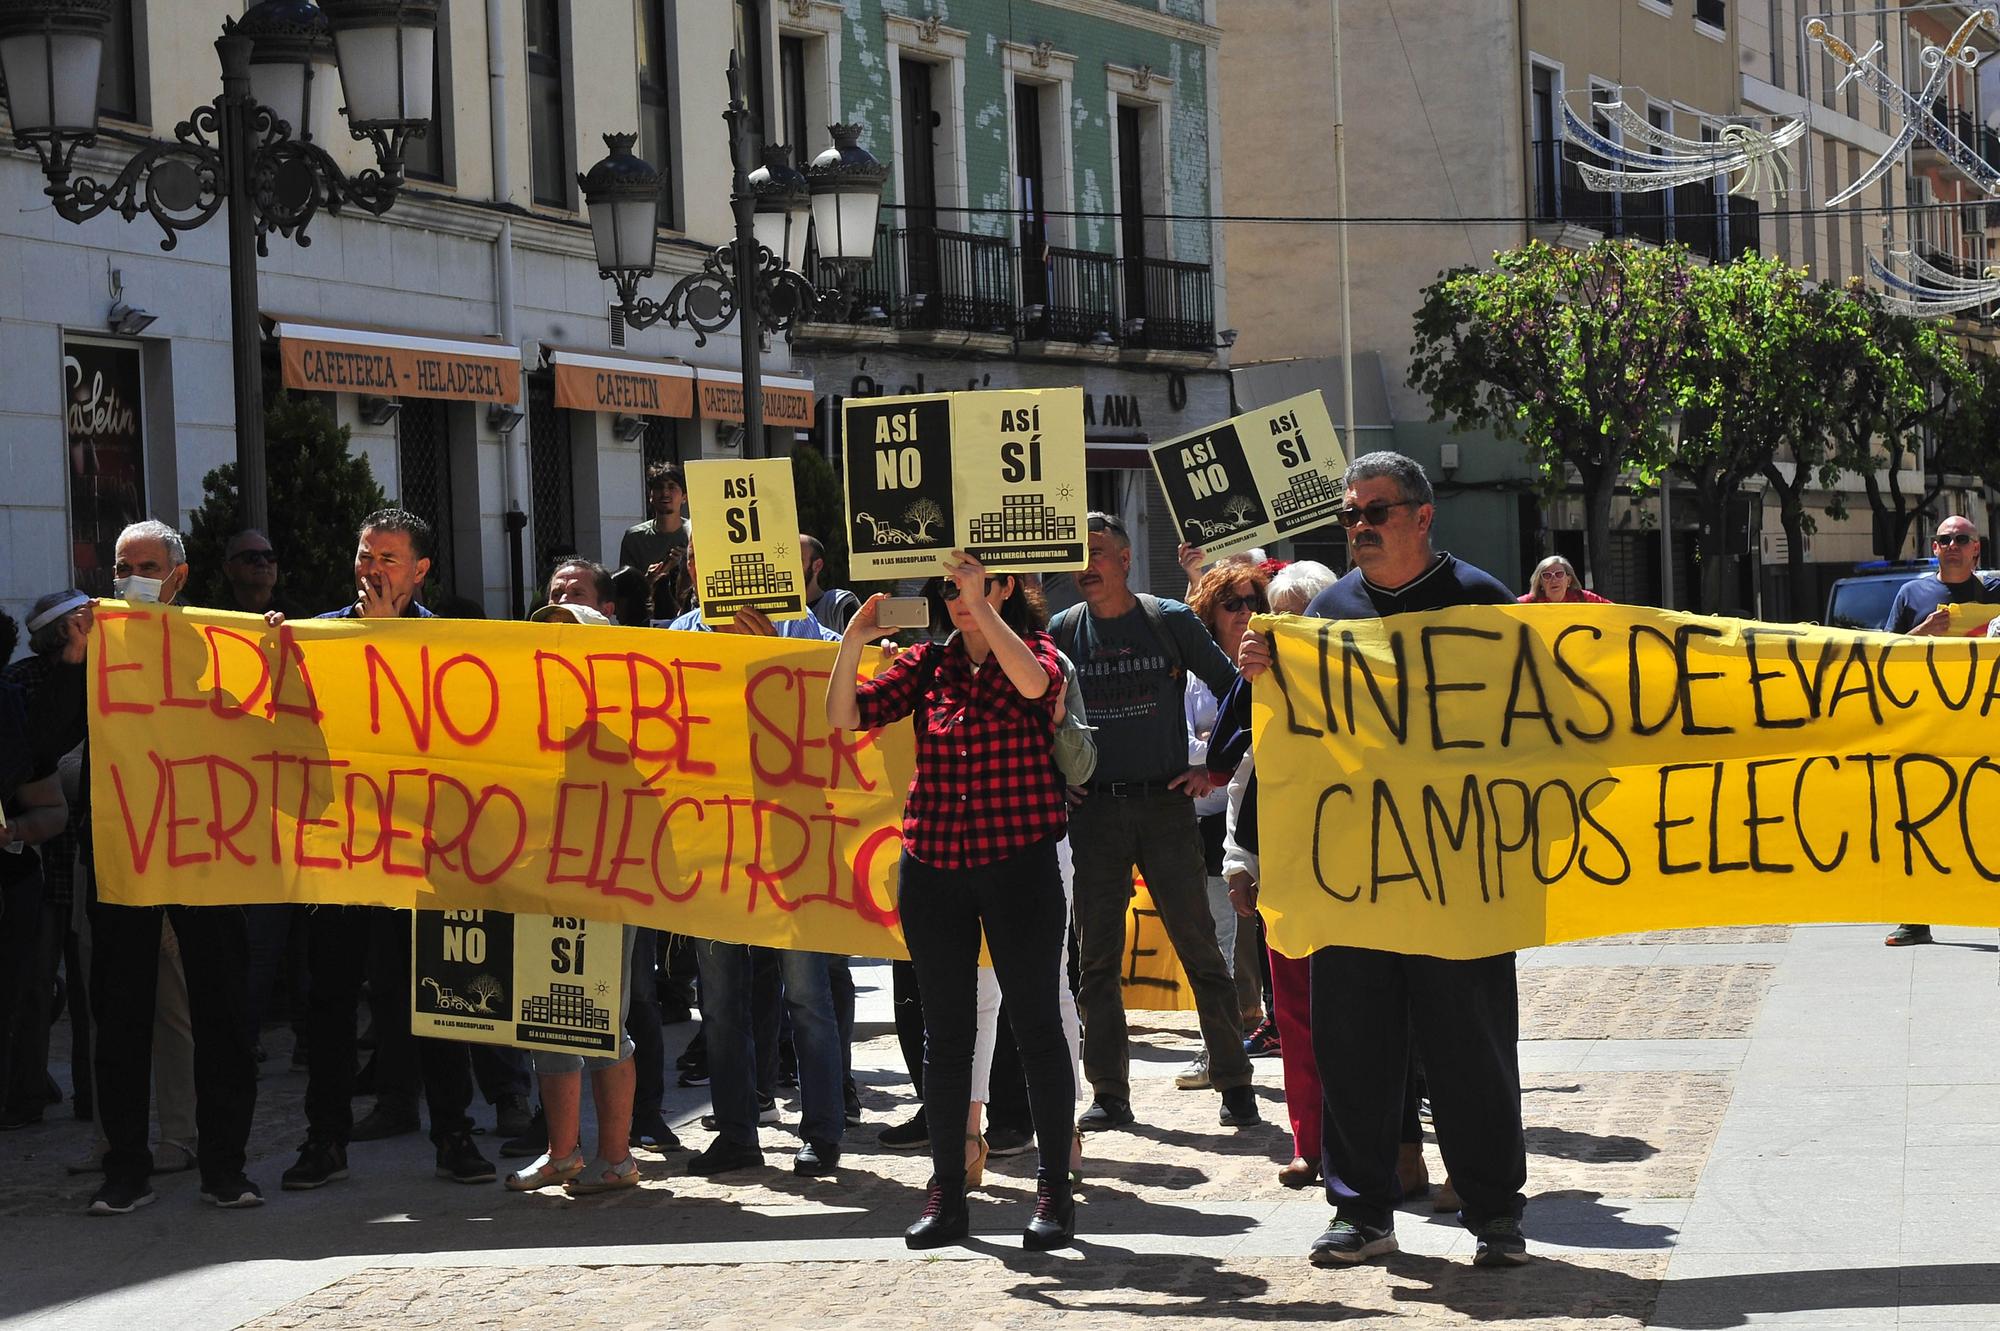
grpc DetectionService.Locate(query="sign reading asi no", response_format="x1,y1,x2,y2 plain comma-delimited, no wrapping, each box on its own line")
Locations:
1149,391,1346,561
843,387,1087,578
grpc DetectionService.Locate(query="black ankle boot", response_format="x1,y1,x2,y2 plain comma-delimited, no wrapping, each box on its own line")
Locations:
905,1180,969,1249
1022,1176,1075,1250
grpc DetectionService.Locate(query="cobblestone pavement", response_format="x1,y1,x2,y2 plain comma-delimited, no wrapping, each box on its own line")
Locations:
3,929,1797,1328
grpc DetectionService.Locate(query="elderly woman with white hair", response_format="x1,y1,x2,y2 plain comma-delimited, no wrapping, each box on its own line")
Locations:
1518,555,1610,605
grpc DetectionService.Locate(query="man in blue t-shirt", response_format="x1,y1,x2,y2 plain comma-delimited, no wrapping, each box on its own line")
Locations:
1239,451,1529,1271
1055,511,1260,1132
1880,514,1998,946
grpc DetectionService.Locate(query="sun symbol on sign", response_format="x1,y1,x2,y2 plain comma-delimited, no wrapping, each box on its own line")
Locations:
1058,483,1075,502
772,541,790,558
595,981,609,995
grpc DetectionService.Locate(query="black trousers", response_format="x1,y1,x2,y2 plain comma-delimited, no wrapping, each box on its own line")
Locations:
628,929,667,1123
1311,946,1526,1230
899,835,1074,1188
89,902,257,1189
891,960,925,1100
304,906,472,1147
0,873,46,1117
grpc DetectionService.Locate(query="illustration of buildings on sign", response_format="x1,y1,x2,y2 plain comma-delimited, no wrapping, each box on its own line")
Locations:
521,984,612,1031
968,494,1079,544
1269,469,1339,519
705,552,796,599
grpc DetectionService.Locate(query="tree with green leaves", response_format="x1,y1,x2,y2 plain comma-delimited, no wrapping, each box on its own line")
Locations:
1757,280,1864,601
1409,239,1695,590
1823,287,1979,560
185,393,389,613
1669,254,1821,613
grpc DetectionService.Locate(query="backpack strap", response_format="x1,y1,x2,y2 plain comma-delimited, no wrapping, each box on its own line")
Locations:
1135,594,1185,681
1051,604,1085,664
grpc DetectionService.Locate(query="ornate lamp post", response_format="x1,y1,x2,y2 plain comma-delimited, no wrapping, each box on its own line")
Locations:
0,0,436,532
577,50,886,448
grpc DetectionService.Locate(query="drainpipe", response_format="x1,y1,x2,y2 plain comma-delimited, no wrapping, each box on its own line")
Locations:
490,0,529,619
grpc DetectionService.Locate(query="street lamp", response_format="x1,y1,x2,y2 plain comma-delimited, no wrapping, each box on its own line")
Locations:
0,0,436,533
578,49,885,449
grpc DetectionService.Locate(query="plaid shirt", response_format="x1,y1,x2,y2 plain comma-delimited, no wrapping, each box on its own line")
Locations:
852,631,1067,870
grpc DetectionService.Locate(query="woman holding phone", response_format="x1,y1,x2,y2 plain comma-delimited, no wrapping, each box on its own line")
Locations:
825,551,1076,1251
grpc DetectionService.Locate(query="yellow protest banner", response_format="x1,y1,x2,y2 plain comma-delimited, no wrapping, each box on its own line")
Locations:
1252,604,2000,960
88,605,915,960
1122,876,1198,1012
684,457,808,625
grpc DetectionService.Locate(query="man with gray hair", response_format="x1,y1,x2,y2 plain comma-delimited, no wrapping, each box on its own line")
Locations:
86,520,261,1214
1239,451,1530,1270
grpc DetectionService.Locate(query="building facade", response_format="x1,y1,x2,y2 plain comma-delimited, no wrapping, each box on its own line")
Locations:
1,1,849,633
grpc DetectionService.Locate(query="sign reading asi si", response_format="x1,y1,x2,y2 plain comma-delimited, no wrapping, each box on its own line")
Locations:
685,457,807,626
1149,391,1345,561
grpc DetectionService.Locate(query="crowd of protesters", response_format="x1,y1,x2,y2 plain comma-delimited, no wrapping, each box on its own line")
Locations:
1,449,1626,1269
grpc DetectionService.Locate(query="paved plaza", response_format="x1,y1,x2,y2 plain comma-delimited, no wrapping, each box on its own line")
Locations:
2,924,1997,1329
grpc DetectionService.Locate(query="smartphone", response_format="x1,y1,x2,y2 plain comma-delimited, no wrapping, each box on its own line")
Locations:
876,596,931,630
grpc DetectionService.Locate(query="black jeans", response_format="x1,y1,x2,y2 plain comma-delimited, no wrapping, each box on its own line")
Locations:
305,906,473,1147
0,871,45,1118
628,929,667,1124
89,902,257,1189
899,835,1073,1188
1311,946,1527,1231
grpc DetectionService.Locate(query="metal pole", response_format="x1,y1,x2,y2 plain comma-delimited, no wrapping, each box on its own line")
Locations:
217,32,268,534
726,53,766,454
1332,0,1357,463
1659,461,1675,610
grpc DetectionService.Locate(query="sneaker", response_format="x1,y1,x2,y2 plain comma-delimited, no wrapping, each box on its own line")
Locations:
685,1140,764,1175
877,1112,929,1149
493,1094,534,1140
87,1179,156,1216
1310,1216,1398,1266
631,1118,684,1152
281,1139,349,1190
984,1124,1034,1157
1219,1085,1261,1126
676,1067,712,1088
350,1105,420,1141
1243,1018,1282,1058
701,1094,780,1131
501,1106,548,1159
793,1139,841,1175
844,1079,863,1126
200,1175,265,1209
1885,924,1934,947
435,1131,497,1184
1174,1051,1212,1090
1078,1096,1135,1130
1473,1215,1530,1267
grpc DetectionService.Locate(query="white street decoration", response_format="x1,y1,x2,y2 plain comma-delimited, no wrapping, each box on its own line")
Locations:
1561,92,1802,198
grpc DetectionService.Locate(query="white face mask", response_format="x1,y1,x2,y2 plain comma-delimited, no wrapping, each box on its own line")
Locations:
113,575,166,603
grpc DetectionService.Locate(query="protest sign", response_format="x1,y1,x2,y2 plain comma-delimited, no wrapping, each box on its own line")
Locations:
684,458,807,625
88,605,915,960
1149,392,1344,561
411,910,628,1056
1122,876,1197,1012
950,388,1088,572
844,388,1088,578
845,393,957,579
1252,604,2000,961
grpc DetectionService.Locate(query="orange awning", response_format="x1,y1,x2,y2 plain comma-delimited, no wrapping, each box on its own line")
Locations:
270,320,521,404
546,347,695,417
695,367,816,429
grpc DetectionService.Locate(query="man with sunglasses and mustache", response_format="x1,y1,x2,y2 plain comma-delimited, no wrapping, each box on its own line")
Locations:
1879,514,1998,947
1238,450,1529,1271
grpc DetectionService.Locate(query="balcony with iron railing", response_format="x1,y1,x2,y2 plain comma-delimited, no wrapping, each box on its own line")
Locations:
1530,138,1758,261
804,220,1216,354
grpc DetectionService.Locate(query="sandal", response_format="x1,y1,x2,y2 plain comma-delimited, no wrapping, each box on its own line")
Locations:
566,1156,640,1195
505,1150,585,1192
964,1134,988,1190
1069,1129,1085,1188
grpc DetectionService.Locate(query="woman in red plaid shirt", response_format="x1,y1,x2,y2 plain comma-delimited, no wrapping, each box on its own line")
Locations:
826,550,1077,1253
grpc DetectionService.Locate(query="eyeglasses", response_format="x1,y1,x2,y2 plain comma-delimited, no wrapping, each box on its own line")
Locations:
230,549,278,565
1219,595,1266,613
1335,499,1418,529
1936,533,1977,547
940,577,1000,601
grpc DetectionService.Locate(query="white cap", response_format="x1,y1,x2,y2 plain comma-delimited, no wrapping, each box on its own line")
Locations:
529,602,612,627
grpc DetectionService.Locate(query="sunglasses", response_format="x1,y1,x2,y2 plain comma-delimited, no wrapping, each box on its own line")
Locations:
230,549,278,565
940,577,1000,601
1087,514,1127,536
1335,499,1418,529
1936,533,1977,547
1219,594,1266,613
